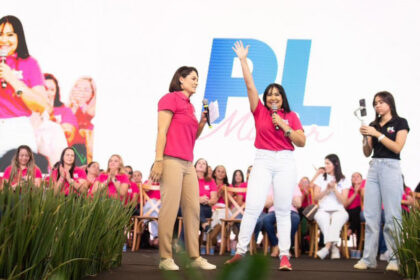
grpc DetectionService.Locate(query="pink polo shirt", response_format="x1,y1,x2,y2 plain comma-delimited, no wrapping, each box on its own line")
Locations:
252,100,303,151
125,181,140,204
3,165,42,185
231,182,247,202
53,105,78,128
347,186,362,210
0,54,44,118
95,173,130,198
143,180,161,200
51,166,87,195
158,91,198,162
215,183,226,206
198,178,217,198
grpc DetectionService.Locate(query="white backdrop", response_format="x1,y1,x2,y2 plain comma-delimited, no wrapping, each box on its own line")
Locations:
3,0,419,188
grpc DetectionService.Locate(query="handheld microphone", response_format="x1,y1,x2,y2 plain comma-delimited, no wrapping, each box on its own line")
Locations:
0,49,7,89
202,99,211,128
271,104,280,130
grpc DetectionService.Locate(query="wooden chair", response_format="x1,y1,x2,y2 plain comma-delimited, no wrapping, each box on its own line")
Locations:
219,185,251,255
131,183,160,251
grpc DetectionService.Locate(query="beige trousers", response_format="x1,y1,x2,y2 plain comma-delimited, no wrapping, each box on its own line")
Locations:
158,156,200,259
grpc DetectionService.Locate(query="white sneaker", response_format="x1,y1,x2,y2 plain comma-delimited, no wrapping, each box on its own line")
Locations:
316,247,330,260
379,251,389,261
159,258,179,271
189,257,217,270
331,246,340,259
385,261,399,272
354,260,376,270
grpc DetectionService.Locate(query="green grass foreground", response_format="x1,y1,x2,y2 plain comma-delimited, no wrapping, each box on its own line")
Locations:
0,183,133,280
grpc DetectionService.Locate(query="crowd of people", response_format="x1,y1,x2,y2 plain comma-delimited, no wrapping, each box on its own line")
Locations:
1,14,417,274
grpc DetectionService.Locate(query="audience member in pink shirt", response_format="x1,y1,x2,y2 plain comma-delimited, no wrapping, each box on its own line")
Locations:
92,154,129,199
50,147,87,195
230,169,247,206
195,158,217,232
85,161,100,191
1,145,42,189
44,73,78,145
344,172,363,245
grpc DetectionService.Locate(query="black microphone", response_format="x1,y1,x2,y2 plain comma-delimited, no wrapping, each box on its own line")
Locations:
272,104,280,130
202,99,211,127
0,49,7,89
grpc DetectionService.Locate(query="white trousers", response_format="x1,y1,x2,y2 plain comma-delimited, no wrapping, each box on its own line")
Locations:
236,149,297,257
314,208,348,244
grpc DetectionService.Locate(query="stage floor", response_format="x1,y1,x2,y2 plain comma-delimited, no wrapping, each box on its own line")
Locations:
87,249,403,280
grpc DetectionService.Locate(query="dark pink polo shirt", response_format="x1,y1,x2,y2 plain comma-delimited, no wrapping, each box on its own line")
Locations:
3,165,42,185
52,166,87,195
158,91,198,162
198,178,217,198
253,100,303,151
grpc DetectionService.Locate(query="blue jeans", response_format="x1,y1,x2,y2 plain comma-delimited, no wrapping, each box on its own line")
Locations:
360,210,387,254
361,158,403,267
253,211,300,247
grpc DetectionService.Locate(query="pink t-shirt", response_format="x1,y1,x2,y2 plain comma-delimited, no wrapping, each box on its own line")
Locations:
95,173,130,198
231,182,247,202
198,178,217,198
252,100,303,151
215,183,226,206
402,187,412,212
3,165,42,184
158,91,198,162
143,180,161,200
0,54,44,118
347,186,362,210
53,105,78,128
125,181,140,204
51,166,87,195
301,187,313,208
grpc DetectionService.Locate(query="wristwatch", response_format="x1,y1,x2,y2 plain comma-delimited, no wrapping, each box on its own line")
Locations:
285,129,292,137
15,89,23,97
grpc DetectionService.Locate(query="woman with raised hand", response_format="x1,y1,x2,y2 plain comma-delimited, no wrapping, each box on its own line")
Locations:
92,154,129,199
226,41,306,271
1,145,42,189
50,147,87,195
312,154,350,260
354,91,409,272
149,66,216,271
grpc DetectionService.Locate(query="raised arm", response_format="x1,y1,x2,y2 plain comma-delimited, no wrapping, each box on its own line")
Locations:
232,41,259,112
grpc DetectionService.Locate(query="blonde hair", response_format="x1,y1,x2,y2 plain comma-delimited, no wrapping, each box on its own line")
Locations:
106,154,126,174
9,145,37,184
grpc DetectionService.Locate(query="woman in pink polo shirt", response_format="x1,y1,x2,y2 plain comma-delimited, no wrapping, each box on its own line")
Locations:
230,169,247,207
226,41,306,270
92,154,129,200
50,147,87,195
195,158,217,232
344,172,363,246
0,15,51,171
2,145,42,189
149,66,215,271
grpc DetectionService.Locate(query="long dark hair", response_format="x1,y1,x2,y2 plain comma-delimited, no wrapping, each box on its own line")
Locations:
44,73,64,107
212,165,229,186
231,169,244,186
262,83,291,112
372,91,399,126
0,15,29,59
324,154,345,183
55,147,76,181
169,66,198,92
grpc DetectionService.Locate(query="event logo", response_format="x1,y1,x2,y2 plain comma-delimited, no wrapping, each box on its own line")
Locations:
203,38,331,126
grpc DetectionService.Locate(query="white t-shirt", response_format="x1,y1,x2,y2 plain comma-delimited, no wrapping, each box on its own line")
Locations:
314,174,350,211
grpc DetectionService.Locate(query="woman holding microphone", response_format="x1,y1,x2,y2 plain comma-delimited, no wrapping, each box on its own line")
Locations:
149,66,216,271
354,91,409,272
226,41,306,270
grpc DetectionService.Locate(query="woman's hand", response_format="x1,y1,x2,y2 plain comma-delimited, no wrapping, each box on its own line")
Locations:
199,195,209,205
271,113,286,129
199,111,207,126
360,125,380,138
149,161,163,183
232,41,249,60
0,63,16,83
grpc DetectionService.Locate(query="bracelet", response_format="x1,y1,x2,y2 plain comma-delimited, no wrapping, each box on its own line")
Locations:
378,134,385,142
